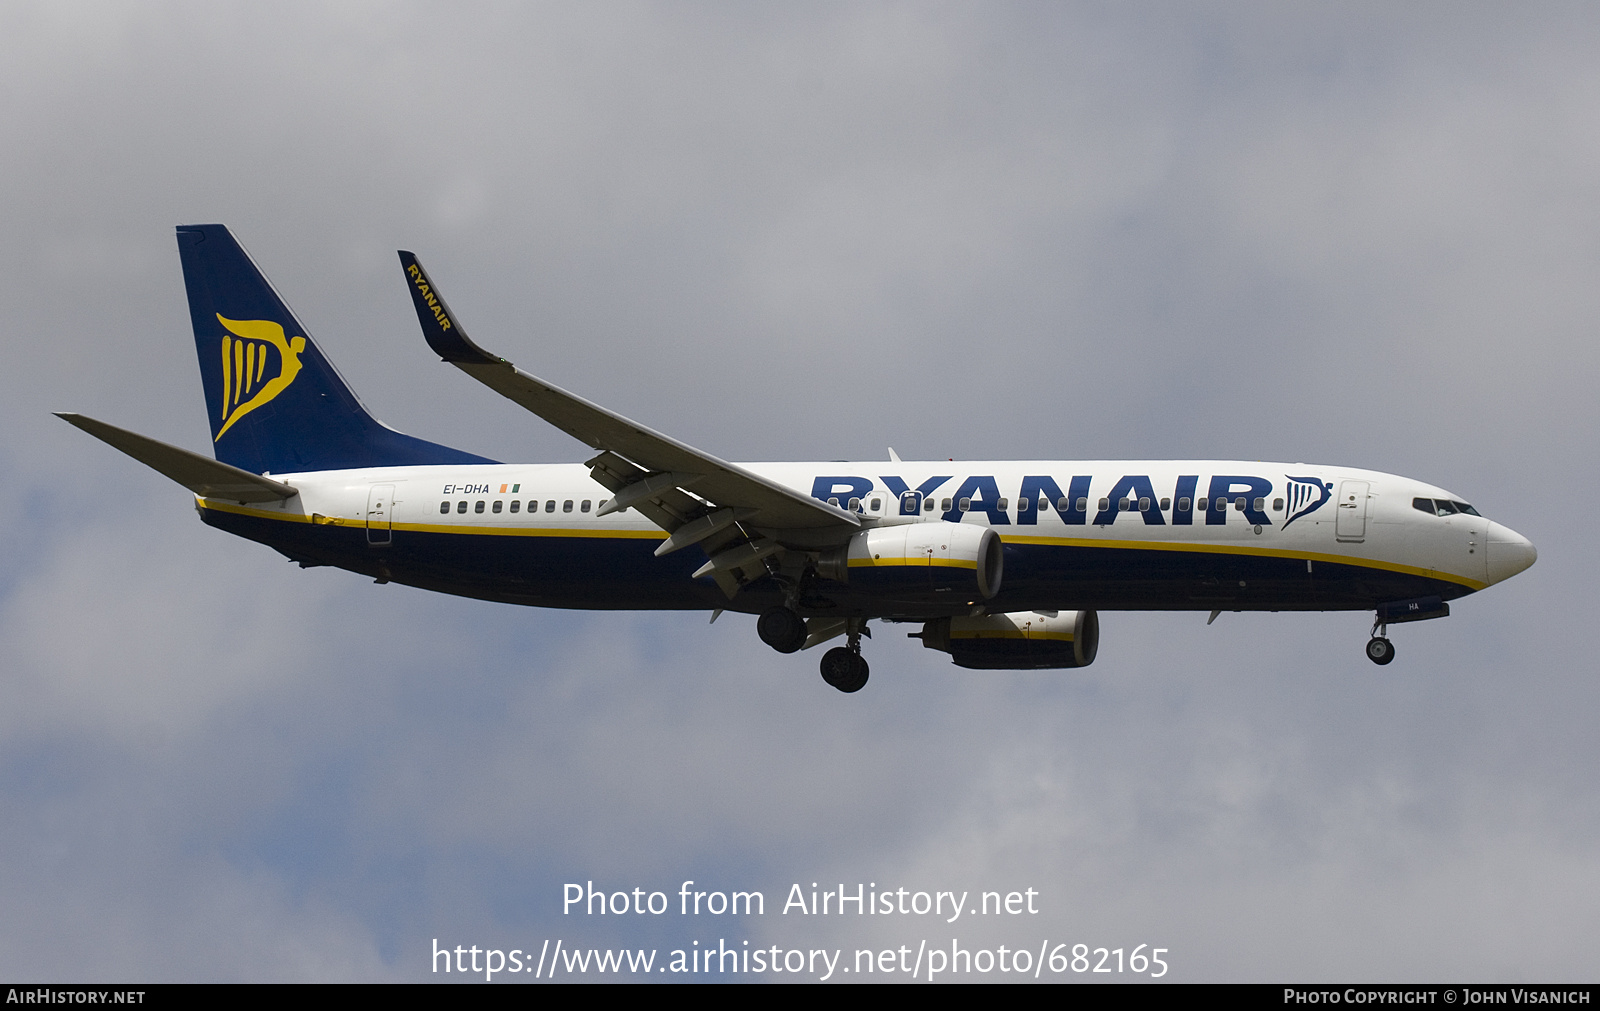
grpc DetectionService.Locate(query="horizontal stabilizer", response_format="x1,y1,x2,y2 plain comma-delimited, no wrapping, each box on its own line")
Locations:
56,413,298,503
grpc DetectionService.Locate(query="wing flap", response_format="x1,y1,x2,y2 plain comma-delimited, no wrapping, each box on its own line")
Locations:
56,413,298,503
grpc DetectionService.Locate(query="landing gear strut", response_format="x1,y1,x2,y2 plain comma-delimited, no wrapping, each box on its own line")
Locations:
1366,619,1395,665
819,619,870,692
757,606,806,654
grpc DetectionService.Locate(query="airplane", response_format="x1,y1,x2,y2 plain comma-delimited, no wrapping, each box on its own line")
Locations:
58,224,1538,693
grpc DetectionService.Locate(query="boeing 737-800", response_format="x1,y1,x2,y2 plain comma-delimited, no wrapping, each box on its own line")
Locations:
59,225,1537,692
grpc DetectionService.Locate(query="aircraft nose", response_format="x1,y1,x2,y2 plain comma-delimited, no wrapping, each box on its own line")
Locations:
1486,522,1537,584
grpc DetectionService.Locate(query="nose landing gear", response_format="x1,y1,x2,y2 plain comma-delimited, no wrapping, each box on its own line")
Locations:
1365,635,1396,665
1366,617,1395,665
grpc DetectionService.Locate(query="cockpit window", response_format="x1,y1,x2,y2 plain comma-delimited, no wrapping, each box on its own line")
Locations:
1414,496,1482,518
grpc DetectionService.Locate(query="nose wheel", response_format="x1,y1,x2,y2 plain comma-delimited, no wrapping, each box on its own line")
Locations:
1366,617,1395,665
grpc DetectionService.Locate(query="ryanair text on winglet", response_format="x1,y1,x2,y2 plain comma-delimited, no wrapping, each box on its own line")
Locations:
407,263,453,331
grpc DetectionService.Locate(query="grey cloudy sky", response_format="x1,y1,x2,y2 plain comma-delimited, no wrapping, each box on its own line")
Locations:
1,1,1595,981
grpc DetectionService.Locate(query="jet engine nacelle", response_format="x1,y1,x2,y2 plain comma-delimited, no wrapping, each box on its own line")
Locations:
916,609,1099,670
816,521,1002,600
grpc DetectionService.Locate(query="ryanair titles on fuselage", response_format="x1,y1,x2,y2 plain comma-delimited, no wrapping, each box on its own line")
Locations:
419,466,1348,534
806,471,1334,529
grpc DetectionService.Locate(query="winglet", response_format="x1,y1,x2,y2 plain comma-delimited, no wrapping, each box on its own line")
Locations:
397,251,500,366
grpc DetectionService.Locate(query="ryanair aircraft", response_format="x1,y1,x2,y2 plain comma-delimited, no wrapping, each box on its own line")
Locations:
59,225,1537,693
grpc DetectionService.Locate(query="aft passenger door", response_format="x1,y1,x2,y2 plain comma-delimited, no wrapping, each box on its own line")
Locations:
367,484,394,546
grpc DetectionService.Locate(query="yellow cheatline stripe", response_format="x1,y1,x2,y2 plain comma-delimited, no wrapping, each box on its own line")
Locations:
195,500,1486,589
847,556,978,569
197,499,667,539
998,532,1488,590
950,631,1075,641
200,499,316,523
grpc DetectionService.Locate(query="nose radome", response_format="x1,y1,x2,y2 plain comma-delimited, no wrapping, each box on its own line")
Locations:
1486,522,1537,584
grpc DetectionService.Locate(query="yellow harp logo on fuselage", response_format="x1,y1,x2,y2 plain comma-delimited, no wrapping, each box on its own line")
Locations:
215,314,307,441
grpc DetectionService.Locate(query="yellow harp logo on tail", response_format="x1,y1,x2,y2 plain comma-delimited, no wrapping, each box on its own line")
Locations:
215,314,307,441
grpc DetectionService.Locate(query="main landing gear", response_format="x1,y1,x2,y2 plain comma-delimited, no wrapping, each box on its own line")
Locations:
1366,618,1395,666
757,607,871,692
819,648,868,692
820,622,870,693
757,606,806,654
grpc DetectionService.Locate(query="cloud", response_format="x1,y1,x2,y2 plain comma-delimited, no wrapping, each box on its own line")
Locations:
0,1,1593,981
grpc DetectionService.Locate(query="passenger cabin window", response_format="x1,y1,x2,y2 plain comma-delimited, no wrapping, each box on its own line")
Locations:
1118,498,1130,512
828,497,840,507
941,498,951,511
1234,497,1245,511
439,502,450,514
1019,497,1032,511
581,500,591,513
869,498,881,512
563,500,574,513
1098,498,1110,512
1178,497,1192,511
1273,498,1284,511
924,498,935,512
1138,497,1151,512
509,500,520,513
545,500,556,513
1076,497,1088,512
492,501,502,514
997,498,1009,511
1160,497,1170,511
847,497,861,512
1196,497,1208,511
958,497,971,512
457,501,468,514
1253,497,1264,512
474,501,485,514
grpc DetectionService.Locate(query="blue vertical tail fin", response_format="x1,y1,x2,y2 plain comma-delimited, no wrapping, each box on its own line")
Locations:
176,224,493,474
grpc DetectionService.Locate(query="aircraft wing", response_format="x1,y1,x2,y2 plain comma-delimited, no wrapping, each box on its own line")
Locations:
56,413,298,503
397,251,860,538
